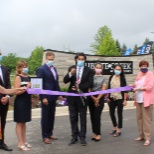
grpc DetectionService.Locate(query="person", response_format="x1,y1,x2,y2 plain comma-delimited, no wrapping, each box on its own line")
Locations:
13,61,32,151
63,53,93,146
0,53,26,152
89,62,106,142
106,64,127,137
132,60,154,146
36,51,61,144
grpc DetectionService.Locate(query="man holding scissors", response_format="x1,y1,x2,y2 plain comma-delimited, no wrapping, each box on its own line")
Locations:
63,53,93,146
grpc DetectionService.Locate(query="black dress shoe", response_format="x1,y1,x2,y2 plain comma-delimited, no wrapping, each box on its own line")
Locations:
80,138,87,146
0,143,13,151
68,138,78,145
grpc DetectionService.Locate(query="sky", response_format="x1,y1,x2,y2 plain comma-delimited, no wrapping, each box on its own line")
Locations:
0,0,154,57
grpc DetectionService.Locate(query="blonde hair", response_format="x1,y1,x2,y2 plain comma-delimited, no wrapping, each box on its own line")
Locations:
16,61,28,74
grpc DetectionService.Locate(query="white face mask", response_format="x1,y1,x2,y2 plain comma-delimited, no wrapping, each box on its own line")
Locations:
47,60,53,66
22,67,29,74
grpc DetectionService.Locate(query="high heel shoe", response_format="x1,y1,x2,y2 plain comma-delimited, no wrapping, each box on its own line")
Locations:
143,140,150,146
113,132,121,137
18,145,30,151
134,137,144,141
109,130,116,134
25,143,32,148
91,138,95,141
94,138,101,142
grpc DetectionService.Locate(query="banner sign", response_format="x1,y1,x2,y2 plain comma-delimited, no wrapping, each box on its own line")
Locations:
124,48,132,56
136,41,154,55
85,61,133,75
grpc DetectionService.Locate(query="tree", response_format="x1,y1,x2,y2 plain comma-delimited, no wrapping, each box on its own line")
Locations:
121,44,127,55
1,53,18,73
28,46,44,74
97,33,120,56
116,39,122,54
132,44,138,54
143,38,150,44
90,25,112,54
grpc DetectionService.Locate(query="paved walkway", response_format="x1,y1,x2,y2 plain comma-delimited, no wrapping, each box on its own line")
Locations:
2,102,154,154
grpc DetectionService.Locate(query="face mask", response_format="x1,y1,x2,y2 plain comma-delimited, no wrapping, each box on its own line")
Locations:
114,70,121,75
95,69,102,74
140,68,148,73
0,56,2,62
22,67,29,74
77,60,84,67
47,60,53,67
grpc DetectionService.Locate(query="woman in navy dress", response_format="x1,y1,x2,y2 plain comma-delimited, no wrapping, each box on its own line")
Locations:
14,61,31,151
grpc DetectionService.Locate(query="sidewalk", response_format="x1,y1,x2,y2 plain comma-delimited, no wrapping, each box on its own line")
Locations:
7,101,135,121
3,105,154,154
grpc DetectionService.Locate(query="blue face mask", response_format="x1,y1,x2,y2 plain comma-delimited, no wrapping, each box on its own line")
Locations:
47,60,53,67
114,70,121,75
22,67,29,74
0,56,2,62
77,60,85,67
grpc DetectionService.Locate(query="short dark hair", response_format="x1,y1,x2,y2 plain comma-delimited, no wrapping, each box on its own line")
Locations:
139,60,149,67
74,53,86,60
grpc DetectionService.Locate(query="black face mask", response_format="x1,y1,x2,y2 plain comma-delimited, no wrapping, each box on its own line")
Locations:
140,68,148,73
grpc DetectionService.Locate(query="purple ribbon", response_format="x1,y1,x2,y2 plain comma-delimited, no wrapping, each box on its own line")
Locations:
27,86,133,96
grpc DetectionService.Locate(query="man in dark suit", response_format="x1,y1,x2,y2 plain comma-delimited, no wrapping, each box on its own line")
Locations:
63,53,93,146
0,53,13,151
36,51,61,144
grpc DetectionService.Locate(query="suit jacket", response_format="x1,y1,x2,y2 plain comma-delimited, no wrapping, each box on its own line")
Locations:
63,65,93,93
36,63,60,102
0,65,11,101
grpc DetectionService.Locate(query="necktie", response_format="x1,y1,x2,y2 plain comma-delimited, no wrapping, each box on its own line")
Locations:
50,66,56,80
77,67,81,84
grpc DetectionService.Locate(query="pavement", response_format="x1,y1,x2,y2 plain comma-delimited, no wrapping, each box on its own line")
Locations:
1,101,154,154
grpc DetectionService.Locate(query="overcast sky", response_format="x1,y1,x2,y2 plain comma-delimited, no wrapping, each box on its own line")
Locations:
0,0,154,57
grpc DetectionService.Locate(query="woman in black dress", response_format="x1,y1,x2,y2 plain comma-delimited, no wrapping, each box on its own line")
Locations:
14,61,31,151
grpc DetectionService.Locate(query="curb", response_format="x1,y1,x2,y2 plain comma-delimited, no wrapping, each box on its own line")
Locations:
7,101,135,121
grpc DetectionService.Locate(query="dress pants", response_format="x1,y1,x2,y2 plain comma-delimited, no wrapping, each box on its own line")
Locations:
41,101,56,139
109,98,123,129
136,103,153,140
0,103,9,144
67,96,87,139
89,96,104,135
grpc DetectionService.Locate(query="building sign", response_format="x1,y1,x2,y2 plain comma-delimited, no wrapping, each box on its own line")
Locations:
85,61,133,75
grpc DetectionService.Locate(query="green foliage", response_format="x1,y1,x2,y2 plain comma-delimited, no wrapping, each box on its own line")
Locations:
132,44,138,54
90,25,112,54
68,50,77,53
97,33,120,56
143,38,150,44
121,44,127,55
116,39,122,54
60,87,68,92
28,46,44,74
1,53,18,73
